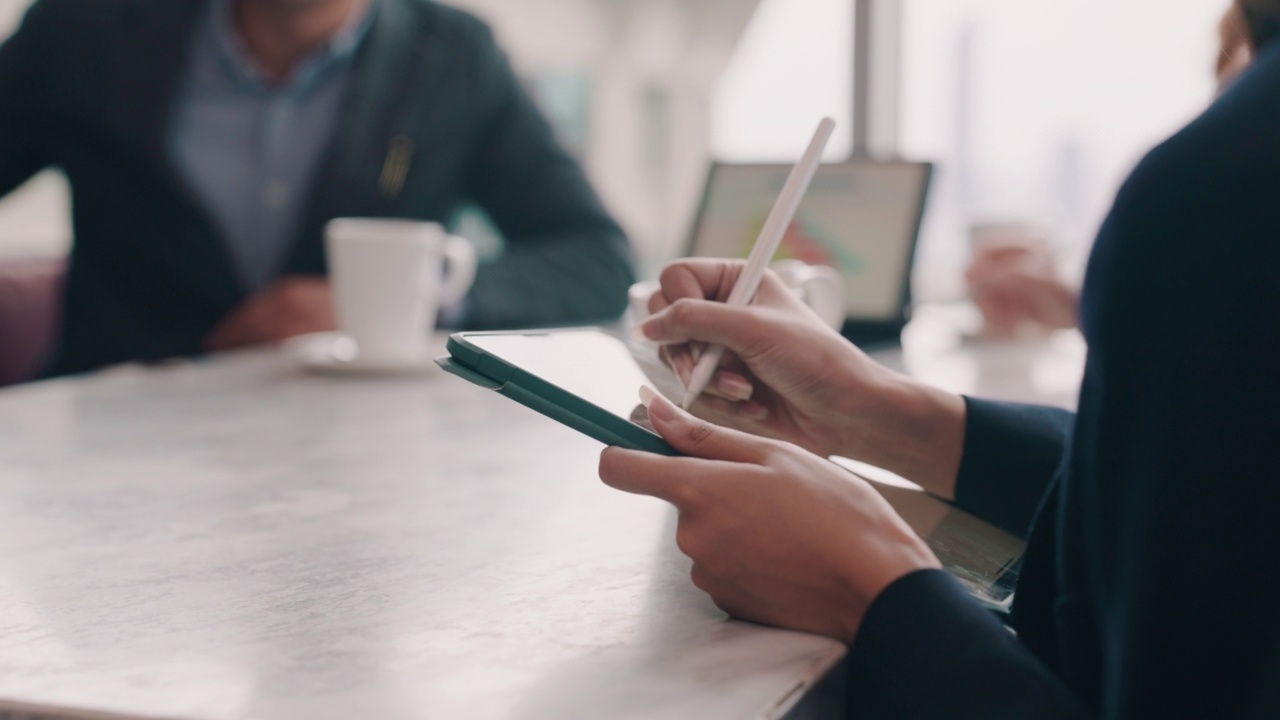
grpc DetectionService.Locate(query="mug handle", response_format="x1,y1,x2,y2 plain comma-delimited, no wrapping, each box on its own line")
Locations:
437,236,478,307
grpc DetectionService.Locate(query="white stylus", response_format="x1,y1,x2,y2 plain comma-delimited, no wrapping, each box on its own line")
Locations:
681,116,836,409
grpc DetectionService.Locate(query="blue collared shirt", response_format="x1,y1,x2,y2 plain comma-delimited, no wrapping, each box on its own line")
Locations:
168,0,374,292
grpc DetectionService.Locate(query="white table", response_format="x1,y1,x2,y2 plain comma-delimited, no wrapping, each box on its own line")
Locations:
0,306,1086,720
887,305,1085,410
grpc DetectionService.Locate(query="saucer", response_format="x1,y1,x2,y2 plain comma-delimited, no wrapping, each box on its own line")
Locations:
286,333,438,376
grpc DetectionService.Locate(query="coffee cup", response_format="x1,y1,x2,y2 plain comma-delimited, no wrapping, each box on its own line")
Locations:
325,218,477,364
766,259,845,330
627,260,845,330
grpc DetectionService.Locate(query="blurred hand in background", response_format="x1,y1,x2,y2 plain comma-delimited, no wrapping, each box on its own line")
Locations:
966,242,1078,335
204,276,336,352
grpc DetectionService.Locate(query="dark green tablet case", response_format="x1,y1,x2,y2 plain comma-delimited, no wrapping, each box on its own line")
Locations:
437,332,679,456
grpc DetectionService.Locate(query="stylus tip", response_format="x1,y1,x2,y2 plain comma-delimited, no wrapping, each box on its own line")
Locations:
680,388,695,410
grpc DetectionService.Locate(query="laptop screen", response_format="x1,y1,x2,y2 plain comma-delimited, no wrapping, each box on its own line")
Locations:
686,160,931,322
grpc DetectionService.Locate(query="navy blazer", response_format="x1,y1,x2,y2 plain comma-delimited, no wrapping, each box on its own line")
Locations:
0,0,634,377
844,46,1280,718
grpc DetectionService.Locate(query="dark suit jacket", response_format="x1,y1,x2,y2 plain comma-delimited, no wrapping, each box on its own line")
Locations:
0,0,634,377
844,45,1280,719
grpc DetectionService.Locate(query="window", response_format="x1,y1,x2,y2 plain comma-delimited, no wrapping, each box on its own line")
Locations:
900,0,1227,297
712,0,854,161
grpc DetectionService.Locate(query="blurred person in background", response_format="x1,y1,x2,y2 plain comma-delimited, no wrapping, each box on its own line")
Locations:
609,0,1280,716
965,0,1257,336
0,0,633,377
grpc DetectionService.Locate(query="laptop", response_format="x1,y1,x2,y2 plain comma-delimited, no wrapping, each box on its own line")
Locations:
685,159,932,347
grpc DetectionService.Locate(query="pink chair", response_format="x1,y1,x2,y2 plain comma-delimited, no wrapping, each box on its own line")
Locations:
0,257,65,387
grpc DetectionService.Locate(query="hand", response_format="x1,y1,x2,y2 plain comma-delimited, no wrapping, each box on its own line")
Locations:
600,388,940,643
635,259,966,498
204,276,336,352
966,246,1078,333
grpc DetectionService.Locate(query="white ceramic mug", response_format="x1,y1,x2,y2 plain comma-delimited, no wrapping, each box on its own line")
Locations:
766,259,845,330
326,218,477,364
628,260,846,331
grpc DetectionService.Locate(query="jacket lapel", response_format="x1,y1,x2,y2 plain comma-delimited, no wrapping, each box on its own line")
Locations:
281,0,442,274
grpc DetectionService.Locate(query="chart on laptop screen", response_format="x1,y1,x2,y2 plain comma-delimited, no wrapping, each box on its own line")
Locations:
689,161,930,321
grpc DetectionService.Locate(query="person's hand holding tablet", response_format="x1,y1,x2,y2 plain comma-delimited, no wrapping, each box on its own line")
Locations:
600,386,941,642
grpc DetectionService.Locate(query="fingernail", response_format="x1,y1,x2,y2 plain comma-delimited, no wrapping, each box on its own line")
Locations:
638,385,657,408
717,375,754,402
638,385,676,423
631,323,650,342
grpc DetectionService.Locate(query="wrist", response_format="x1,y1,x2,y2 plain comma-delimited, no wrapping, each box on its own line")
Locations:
833,527,942,644
841,372,966,499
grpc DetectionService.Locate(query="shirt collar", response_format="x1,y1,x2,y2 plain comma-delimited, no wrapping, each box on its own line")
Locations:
209,0,376,91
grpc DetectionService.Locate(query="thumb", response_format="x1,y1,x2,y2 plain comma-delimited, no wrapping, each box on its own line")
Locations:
640,386,770,464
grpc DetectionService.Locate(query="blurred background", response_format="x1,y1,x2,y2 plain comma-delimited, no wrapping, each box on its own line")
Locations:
0,0,1226,299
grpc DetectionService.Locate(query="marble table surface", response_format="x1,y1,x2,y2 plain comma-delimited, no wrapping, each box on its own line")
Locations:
0,307,1087,720
0,336,844,720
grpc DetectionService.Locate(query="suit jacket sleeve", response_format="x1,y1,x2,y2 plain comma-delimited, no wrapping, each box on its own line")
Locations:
845,568,1091,720
952,398,1074,537
842,400,1090,719
459,26,634,329
0,0,55,196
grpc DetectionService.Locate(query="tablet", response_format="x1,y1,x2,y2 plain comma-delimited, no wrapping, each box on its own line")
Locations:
437,329,678,456
437,328,1023,612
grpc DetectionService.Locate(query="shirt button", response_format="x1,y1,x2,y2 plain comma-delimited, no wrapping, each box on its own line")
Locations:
262,181,289,209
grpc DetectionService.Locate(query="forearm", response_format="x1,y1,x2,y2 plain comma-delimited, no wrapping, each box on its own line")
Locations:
839,378,1069,538
462,15,637,314
463,59,634,329
463,231,633,329
849,371,968,500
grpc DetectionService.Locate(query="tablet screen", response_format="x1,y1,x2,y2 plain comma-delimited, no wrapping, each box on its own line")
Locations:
460,330,659,431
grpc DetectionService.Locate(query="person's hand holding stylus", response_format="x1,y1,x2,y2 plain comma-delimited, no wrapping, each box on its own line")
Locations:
633,117,967,499
633,257,968,500
678,117,837,409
